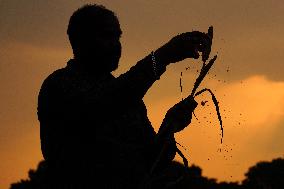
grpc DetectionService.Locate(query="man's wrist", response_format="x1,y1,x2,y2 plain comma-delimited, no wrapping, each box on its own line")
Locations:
148,50,168,80
154,47,170,67
157,121,173,140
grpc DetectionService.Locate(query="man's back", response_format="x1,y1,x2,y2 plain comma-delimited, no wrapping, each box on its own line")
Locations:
37,59,172,187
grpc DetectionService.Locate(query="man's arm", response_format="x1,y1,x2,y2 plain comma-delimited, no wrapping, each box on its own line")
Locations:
82,30,212,107
83,53,166,107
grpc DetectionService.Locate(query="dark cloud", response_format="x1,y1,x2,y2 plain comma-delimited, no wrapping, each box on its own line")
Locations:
1,0,284,81
0,0,82,47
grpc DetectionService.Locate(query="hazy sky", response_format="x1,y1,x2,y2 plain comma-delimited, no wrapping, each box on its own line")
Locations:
1,1,284,188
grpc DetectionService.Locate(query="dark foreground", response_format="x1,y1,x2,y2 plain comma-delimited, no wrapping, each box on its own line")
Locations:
10,157,284,189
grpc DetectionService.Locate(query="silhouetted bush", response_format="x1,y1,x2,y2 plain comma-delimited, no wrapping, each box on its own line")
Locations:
242,158,284,189
10,160,242,189
10,160,48,189
12,158,284,188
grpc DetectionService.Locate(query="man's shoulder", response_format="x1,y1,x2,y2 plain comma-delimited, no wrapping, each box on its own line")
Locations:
44,68,68,84
38,68,70,100
41,65,75,89
40,62,89,97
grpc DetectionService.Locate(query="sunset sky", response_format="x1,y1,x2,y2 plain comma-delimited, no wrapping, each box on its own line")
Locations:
1,0,284,188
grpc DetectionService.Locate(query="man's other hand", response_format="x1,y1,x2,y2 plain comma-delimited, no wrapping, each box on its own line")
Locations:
158,97,198,138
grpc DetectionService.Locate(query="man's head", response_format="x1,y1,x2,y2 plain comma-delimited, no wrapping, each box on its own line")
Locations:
67,4,122,72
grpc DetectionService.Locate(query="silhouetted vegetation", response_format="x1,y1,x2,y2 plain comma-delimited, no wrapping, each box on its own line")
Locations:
11,157,284,188
10,161,49,189
242,158,284,189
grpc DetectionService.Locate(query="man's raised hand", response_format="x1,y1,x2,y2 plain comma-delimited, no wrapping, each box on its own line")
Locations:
155,26,213,65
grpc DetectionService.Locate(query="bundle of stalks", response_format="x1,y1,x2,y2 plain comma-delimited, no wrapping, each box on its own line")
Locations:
149,26,224,187
187,55,223,143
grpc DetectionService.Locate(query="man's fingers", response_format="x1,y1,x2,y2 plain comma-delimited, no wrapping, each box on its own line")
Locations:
179,32,210,59
199,35,211,51
191,49,200,59
174,98,198,117
182,31,211,55
183,97,198,109
162,28,213,63
167,98,198,133
189,31,211,44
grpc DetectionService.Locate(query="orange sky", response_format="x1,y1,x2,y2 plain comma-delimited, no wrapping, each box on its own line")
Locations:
1,1,284,188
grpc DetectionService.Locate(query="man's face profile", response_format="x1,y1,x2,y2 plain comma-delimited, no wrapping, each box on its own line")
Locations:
68,5,122,73
88,16,122,72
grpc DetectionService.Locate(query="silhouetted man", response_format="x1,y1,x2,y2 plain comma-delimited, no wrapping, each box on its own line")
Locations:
37,4,211,189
